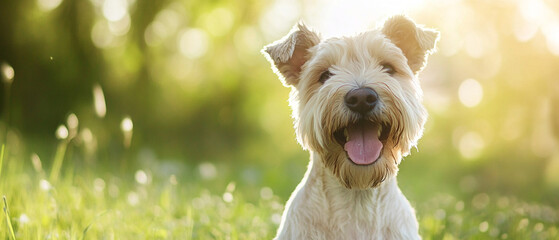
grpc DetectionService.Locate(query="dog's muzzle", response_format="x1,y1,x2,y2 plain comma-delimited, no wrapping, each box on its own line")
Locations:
331,87,390,165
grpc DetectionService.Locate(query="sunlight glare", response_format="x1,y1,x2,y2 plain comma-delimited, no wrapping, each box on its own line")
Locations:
259,0,300,40
542,21,559,56
518,0,549,26
458,79,483,108
304,0,425,37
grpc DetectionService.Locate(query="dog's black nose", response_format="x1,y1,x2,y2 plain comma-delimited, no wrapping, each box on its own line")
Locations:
344,87,378,114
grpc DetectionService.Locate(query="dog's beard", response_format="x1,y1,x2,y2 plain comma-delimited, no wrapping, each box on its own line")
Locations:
319,142,398,189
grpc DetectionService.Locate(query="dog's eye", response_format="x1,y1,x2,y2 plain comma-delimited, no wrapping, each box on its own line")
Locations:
319,70,333,84
382,63,396,75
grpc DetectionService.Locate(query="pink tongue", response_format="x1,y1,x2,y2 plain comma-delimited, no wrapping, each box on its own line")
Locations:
344,122,383,165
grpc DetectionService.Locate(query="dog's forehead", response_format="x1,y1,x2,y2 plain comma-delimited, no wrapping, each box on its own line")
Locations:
311,30,401,63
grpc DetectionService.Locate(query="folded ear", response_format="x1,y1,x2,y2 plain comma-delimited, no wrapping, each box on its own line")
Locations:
382,15,439,74
262,23,320,86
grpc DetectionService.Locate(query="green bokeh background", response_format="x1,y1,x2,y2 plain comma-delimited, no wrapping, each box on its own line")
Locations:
1,0,559,206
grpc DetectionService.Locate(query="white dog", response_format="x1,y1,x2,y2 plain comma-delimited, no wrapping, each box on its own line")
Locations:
262,15,439,239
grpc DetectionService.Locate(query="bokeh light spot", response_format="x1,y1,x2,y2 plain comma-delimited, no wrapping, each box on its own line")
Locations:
464,32,486,58
93,178,106,192
203,7,234,37
103,0,128,22
260,187,273,200
178,28,209,59
458,131,484,159
144,8,182,47
1,62,14,83
199,162,217,180
127,192,139,206
39,179,52,191
542,21,559,56
513,14,538,42
222,192,233,203
458,78,483,108
91,21,114,48
271,213,282,225
479,221,489,232
93,84,107,118
108,14,131,36
121,117,133,133
67,113,78,131
18,214,30,225
37,0,63,12
135,170,148,184
234,26,263,65
55,125,69,140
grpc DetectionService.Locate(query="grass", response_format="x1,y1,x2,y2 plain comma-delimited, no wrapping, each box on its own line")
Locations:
0,141,557,239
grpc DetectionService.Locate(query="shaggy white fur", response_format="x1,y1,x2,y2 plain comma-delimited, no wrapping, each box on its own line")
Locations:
263,15,439,239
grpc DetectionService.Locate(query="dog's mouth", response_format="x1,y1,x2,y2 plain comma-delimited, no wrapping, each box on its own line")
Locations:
333,120,390,165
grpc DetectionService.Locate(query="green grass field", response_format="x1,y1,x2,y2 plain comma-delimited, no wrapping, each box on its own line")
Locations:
1,143,558,240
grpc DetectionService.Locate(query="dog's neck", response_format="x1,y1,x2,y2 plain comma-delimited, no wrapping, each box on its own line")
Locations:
306,152,399,224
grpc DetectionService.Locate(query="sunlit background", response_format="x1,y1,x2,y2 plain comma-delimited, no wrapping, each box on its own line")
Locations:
1,0,559,238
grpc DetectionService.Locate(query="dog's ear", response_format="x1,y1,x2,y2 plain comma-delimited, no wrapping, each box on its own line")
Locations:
262,23,320,86
382,15,439,74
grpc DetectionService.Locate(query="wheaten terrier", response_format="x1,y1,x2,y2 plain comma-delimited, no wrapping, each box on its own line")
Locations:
263,15,439,239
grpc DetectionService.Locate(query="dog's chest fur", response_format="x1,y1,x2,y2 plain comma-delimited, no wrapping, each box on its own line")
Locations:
277,153,418,240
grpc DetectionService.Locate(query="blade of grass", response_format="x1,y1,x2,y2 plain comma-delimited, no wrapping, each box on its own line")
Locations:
3,196,16,240
0,144,4,179
50,141,68,182
81,210,109,240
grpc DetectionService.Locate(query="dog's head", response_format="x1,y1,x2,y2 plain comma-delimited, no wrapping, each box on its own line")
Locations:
263,16,439,189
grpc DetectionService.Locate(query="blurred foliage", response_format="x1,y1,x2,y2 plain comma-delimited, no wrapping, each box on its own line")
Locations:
1,0,559,212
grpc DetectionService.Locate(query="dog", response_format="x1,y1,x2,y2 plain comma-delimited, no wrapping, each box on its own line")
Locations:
262,15,439,239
